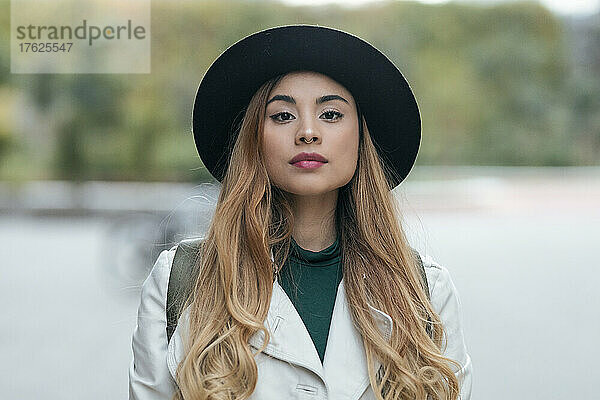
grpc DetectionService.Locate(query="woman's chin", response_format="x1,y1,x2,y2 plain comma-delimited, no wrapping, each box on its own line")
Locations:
279,183,341,197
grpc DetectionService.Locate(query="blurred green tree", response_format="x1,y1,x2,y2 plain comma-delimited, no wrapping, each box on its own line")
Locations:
1,0,598,181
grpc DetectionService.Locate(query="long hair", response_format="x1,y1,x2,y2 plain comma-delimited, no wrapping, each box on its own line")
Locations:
171,73,463,400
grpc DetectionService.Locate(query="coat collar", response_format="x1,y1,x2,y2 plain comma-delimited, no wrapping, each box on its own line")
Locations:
246,276,392,398
167,252,393,398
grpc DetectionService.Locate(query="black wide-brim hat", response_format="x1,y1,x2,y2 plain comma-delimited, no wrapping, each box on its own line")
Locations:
192,24,421,189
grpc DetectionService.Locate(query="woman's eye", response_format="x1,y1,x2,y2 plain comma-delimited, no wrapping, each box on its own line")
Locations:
321,110,343,121
270,111,295,122
269,110,343,123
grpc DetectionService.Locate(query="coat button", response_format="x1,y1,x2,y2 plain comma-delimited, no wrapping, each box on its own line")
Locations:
295,383,318,396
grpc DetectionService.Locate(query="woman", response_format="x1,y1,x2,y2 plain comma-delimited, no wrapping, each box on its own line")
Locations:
129,25,473,400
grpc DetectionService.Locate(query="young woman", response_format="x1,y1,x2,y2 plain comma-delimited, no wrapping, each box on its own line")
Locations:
129,25,473,400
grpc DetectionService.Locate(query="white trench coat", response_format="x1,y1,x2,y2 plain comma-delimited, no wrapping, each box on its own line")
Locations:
129,244,473,400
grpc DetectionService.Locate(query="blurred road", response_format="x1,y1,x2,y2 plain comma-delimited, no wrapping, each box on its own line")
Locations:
1,167,599,399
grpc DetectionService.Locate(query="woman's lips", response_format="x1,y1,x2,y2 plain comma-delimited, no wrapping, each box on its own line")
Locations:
292,160,326,169
289,152,328,164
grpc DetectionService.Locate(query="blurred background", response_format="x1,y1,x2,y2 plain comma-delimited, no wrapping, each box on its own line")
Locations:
1,0,599,398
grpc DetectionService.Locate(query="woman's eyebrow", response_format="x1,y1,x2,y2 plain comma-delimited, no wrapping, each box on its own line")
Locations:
317,94,349,105
266,94,349,105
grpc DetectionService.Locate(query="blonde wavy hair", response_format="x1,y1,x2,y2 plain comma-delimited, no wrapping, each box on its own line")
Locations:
171,73,463,400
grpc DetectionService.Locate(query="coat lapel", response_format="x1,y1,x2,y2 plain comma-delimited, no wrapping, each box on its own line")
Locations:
247,276,325,380
322,277,370,397
169,272,394,399
247,276,393,399
322,278,393,398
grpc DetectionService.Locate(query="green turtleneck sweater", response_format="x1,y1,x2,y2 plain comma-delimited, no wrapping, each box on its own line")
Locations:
278,235,343,363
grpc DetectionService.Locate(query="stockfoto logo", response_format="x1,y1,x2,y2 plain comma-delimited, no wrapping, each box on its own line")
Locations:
11,0,151,74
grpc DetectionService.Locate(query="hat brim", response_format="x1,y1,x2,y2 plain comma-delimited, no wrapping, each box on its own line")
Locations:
192,24,421,189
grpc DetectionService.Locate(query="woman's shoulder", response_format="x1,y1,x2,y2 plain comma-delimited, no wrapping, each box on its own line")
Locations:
139,245,178,299
129,244,179,399
415,252,465,326
414,251,457,299
414,250,473,396
156,244,179,271
146,237,206,282
140,237,207,305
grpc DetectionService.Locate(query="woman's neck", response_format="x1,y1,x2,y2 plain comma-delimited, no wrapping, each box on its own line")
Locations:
290,189,338,252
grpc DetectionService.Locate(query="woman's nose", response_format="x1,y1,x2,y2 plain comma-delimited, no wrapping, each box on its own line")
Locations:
296,116,320,144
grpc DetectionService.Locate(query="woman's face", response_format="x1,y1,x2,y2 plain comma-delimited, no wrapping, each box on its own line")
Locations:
261,71,360,196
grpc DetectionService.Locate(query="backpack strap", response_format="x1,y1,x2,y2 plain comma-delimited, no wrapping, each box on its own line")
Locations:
166,240,433,342
411,248,434,338
411,248,430,299
166,237,205,343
